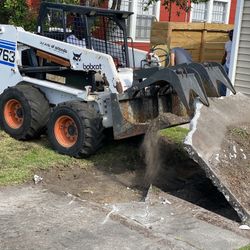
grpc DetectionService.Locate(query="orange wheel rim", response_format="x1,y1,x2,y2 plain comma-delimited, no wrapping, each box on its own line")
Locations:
3,99,24,129
54,115,78,148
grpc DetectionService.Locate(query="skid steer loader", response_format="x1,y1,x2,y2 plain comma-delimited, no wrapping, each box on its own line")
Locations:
0,2,235,158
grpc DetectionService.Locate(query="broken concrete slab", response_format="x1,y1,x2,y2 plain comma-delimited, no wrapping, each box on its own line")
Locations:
110,186,250,250
1,185,249,250
0,186,166,250
184,93,250,226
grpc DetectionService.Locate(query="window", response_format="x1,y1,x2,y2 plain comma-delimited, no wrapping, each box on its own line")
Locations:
191,0,230,24
212,1,227,23
135,0,157,40
110,0,160,41
192,2,208,22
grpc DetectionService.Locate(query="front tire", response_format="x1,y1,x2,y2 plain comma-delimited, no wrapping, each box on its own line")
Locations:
47,101,104,158
0,84,50,140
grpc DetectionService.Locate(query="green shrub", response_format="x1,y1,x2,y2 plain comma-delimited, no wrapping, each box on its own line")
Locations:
1,0,36,31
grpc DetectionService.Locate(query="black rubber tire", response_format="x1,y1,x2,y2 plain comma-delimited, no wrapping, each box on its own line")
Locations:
0,84,50,140
47,101,104,158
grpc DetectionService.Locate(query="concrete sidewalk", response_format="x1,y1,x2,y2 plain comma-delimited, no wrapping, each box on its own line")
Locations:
0,186,249,250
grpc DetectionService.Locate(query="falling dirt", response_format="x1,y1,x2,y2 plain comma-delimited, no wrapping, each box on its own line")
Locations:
141,113,188,186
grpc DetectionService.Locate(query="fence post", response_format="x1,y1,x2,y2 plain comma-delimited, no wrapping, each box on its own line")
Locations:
166,22,172,49
200,24,207,62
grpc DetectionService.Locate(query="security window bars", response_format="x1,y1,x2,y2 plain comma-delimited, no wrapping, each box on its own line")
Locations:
136,0,156,40
192,2,208,22
212,1,227,23
191,0,230,24
110,0,159,41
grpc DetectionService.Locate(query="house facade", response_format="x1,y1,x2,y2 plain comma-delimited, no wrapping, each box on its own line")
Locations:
28,0,237,51
117,0,237,51
229,0,250,94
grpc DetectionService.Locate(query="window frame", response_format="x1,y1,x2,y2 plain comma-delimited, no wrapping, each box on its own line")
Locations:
109,0,161,42
190,0,231,24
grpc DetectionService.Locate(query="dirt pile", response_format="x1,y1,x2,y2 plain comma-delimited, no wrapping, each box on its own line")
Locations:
214,124,250,223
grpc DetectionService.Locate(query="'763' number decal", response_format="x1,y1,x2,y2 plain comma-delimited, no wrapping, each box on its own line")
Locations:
0,48,15,64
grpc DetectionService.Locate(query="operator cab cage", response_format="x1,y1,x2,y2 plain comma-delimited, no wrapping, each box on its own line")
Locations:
37,2,133,68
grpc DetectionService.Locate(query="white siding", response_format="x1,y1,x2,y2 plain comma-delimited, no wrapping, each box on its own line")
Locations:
234,0,250,94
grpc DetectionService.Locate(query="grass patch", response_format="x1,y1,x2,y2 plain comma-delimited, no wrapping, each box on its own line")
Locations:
159,126,189,144
0,131,92,185
0,131,141,186
91,138,141,171
159,126,189,161
239,244,250,250
230,127,250,139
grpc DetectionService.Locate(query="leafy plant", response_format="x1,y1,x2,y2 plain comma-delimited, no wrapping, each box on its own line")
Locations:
145,0,209,21
2,0,36,30
0,0,82,31
239,244,250,250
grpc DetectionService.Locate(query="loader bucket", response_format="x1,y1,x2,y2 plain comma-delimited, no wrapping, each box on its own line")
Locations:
111,93,190,139
184,93,250,226
112,64,236,140
112,66,210,139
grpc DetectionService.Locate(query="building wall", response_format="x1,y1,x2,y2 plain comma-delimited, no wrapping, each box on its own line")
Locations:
231,0,250,94
135,0,236,51
229,0,237,24
159,2,190,22
159,0,236,24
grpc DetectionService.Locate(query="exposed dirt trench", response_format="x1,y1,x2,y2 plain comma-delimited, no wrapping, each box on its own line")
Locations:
141,114,240,222
38,117,241,223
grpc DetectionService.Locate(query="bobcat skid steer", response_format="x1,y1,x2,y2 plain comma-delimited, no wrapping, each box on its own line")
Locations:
0,2,235,158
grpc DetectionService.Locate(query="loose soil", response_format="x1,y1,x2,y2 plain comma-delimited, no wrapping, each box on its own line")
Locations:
36,121,246,223
37,137,146,204
38,163,145,204
212,124,250,221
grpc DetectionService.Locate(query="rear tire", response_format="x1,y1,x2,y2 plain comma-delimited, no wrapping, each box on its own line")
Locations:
0,84,50,140
47,101,104,158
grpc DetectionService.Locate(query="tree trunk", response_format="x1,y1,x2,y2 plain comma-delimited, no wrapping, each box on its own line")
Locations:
169,2,172,21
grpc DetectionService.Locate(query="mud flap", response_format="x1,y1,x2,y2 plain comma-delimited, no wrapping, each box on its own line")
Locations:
184,93,250,226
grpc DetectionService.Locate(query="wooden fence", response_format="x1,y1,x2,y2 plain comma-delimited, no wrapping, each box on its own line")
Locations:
150,22,234,63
